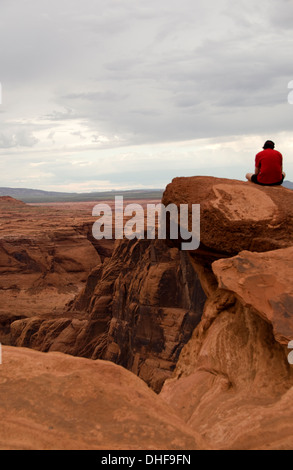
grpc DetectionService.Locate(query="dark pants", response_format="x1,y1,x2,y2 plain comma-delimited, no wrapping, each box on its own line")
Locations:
251,174,284,186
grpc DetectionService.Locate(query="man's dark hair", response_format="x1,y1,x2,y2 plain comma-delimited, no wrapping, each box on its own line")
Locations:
263,140,275,149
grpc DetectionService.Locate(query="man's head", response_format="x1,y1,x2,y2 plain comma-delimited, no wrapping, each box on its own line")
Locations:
263,140,275,149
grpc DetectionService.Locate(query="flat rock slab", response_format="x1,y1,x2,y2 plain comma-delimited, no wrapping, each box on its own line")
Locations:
162,176,293,255
211,183,277,222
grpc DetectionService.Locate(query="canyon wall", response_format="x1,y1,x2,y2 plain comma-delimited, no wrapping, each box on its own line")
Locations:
1,177,293,449
9,238,206,392
160,176,293,449
0,198,101,344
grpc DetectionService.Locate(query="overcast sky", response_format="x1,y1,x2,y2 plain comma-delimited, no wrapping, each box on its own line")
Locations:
1,0,293,192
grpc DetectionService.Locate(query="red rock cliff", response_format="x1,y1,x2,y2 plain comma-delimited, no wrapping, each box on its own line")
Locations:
160,176,293,449
2,177,293,449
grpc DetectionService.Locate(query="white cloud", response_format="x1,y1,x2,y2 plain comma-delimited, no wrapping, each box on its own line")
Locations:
0,0,292,190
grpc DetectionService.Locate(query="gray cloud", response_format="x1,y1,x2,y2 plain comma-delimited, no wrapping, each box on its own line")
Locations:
0,127,38,149
63,91,128,102
0,0,292,189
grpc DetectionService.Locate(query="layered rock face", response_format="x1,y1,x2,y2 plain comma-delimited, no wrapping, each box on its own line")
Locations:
0,198,101,343
160,176,293,449
10,238,206,392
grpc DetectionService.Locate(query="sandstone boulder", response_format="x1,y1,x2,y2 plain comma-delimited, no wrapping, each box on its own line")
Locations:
162,176,293,255
0,346,204,450
212,247,293,345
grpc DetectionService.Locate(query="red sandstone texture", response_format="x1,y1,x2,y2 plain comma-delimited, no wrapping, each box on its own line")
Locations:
162,176,293,255
1,177,293,450
212,247,293,345
0,197,101,343
0,198,157,339
3,198,206,392
0,346,204,450
160,176,293,450
9,238,206,392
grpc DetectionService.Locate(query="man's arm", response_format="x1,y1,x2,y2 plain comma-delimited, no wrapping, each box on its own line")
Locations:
255,153,261,175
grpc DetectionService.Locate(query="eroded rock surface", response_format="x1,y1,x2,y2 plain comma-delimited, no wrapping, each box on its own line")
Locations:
0,198,101,333
212,247,293,344
162,176,293,255
159,176,293,449
0,346,204,450
10,238,206,392
160,285,293,449
1,178,293,450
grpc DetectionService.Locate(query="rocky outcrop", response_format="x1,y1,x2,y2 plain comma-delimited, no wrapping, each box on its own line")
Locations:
10,238,206,392
159,176,293,449
0,196,25,205
160,278,293,449
0,346,205,450
2,177,293,449
212,247,293,345
162,176,293,255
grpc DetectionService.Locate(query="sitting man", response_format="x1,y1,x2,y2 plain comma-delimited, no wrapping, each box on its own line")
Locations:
246,140,286,186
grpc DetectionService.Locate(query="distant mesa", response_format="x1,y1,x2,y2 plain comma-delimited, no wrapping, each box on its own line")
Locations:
0,186,164,203
0,181,291,203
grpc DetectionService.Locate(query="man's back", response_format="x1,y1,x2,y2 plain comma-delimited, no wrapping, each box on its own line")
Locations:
255,148,283,185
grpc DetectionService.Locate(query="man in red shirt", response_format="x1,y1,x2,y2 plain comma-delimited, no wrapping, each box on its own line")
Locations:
246,140,286,186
